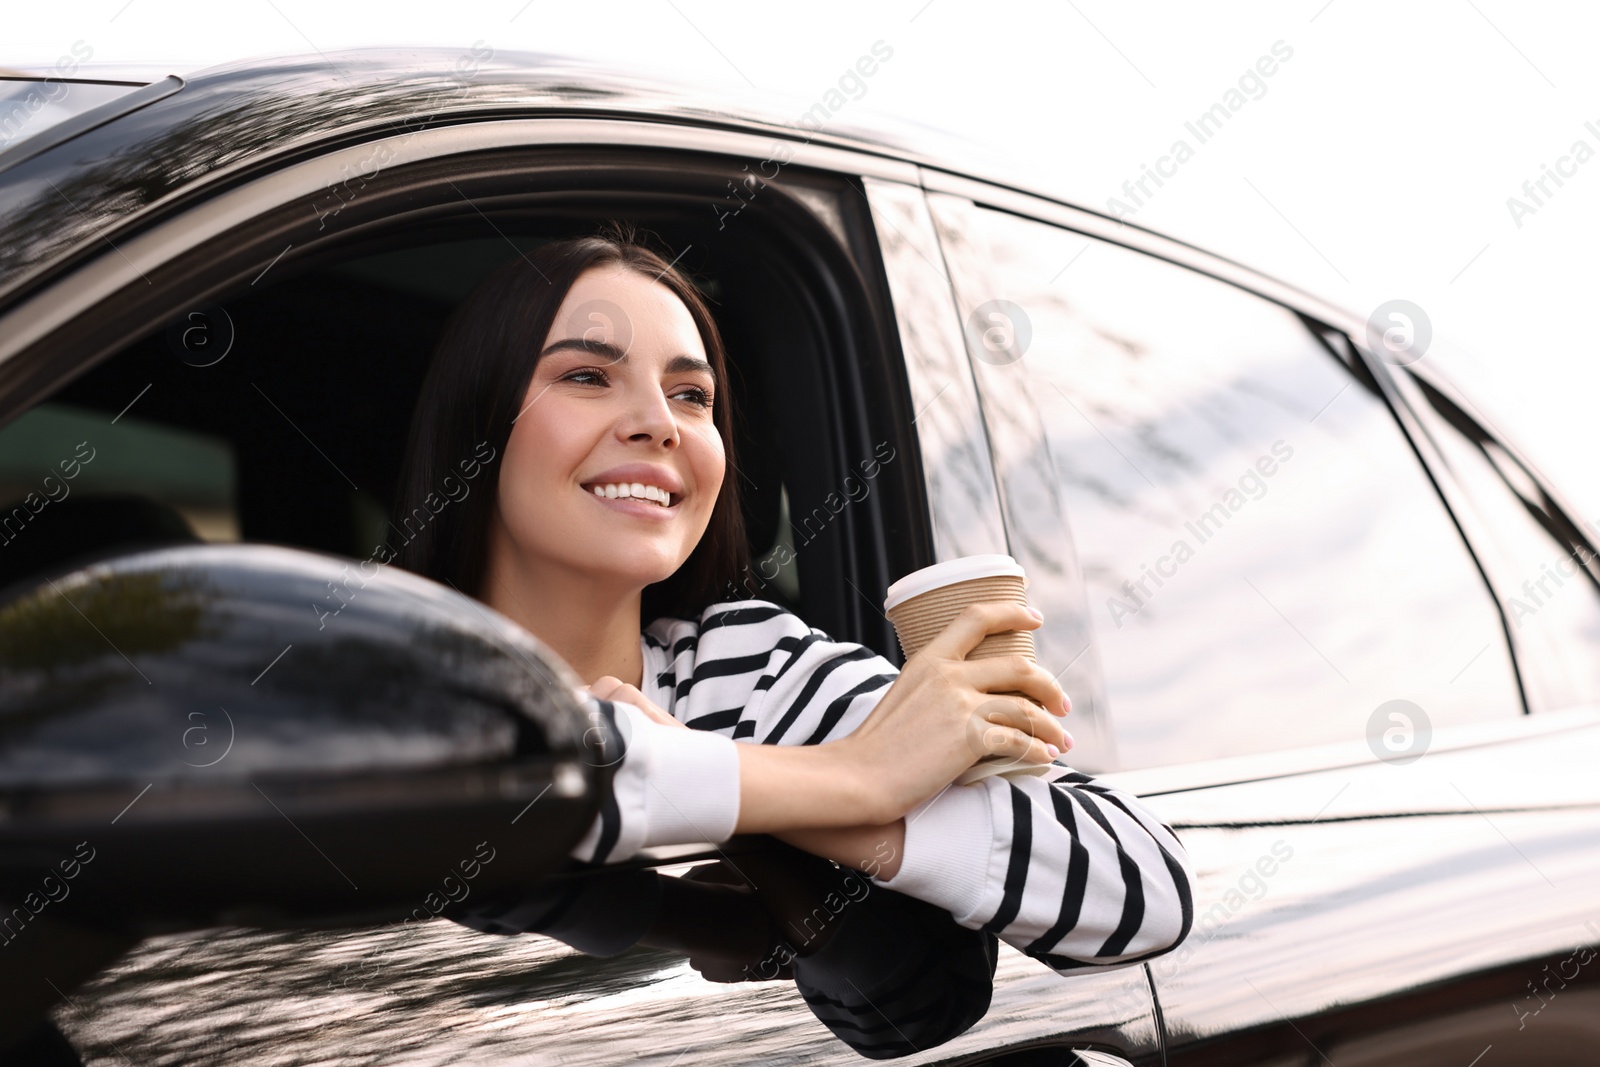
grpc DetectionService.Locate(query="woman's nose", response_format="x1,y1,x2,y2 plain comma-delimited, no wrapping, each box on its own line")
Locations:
620,387,678,447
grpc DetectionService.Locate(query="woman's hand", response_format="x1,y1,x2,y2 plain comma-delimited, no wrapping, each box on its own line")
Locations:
735,603,1072,834
834,602,1072,825
582,676,685,730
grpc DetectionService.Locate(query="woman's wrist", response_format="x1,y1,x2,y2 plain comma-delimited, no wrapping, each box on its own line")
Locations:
733,736,887,833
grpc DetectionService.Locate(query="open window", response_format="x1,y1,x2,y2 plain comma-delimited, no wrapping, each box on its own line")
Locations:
0,134,957,1064
0,144,928,656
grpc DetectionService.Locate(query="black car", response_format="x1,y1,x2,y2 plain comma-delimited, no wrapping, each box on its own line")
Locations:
2,48,1599,1066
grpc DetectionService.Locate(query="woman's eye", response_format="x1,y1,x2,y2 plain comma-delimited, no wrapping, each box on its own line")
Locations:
562,368,710,409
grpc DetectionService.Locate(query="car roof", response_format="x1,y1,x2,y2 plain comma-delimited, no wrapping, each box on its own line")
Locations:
0,48,1372,339
0,47,1017,301
0,47,1419,414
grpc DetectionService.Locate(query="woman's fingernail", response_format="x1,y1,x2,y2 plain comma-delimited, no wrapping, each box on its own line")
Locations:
1026,606,1044,621
1045,743,1060,759
1060,731,1074,750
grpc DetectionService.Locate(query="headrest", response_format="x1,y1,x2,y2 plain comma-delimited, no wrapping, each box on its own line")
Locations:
0,494,201,597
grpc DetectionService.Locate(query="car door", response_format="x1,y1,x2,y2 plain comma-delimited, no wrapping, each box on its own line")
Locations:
923,172,1600,1066
1,64,1164,1065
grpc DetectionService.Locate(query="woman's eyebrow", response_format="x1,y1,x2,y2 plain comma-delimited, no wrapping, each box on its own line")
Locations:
541,338,713,377
541,337,626,362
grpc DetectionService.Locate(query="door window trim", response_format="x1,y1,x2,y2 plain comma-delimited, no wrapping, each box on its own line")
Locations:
0,117,918,369
0,131,929,659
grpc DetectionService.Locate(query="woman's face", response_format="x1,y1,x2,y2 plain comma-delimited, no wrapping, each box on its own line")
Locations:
489,263,725,595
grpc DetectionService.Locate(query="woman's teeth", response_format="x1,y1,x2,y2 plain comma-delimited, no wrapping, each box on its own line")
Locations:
590,482,673,507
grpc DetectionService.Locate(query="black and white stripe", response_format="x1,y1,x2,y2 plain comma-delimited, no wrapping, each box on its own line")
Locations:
582,597,1195,976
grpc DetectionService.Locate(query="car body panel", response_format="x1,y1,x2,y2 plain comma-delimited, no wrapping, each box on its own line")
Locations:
1127,716,1600,1059
53,918,1163,1065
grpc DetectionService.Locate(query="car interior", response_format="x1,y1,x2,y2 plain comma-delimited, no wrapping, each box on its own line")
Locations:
0,153,927,662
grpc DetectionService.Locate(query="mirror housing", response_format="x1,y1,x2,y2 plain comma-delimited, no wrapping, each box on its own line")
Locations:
0,542,611,934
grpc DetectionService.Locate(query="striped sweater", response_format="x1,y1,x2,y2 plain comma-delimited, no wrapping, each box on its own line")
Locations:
567,598,1197,975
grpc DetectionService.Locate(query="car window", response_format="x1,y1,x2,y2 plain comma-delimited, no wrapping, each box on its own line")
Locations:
1401,370,1600,713
943,205,1521,768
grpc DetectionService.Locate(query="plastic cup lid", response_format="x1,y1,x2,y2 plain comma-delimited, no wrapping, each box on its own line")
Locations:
884,554,1025,613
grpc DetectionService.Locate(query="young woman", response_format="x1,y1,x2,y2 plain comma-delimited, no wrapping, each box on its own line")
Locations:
390,226,1195,987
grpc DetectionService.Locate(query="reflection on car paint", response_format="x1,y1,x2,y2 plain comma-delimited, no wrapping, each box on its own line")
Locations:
55,919,1162,1066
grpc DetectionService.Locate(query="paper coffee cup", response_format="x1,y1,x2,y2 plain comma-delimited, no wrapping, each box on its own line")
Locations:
884,554,1053,785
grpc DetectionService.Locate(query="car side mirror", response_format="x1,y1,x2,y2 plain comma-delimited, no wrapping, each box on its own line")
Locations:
0,542,609,936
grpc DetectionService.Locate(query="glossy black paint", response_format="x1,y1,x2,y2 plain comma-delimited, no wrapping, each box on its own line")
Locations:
0,539,604,930
0,75,183,182
1111,714,1600,1065
0,49,959,310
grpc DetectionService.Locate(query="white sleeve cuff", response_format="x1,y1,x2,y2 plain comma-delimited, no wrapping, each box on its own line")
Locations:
628,704,743,848
870,780,998,924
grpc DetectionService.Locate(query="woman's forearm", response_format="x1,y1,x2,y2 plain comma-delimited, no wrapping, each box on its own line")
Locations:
733,738,884,832
730,735,907,878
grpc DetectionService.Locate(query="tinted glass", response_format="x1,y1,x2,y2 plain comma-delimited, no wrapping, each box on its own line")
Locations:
964,208,1520,768
1404,371,1600,712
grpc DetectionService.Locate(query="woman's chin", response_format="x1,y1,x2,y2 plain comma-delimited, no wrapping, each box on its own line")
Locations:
574,528,700,575
570,551,686,591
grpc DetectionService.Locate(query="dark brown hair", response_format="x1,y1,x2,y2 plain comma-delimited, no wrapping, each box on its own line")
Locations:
390,225,750,625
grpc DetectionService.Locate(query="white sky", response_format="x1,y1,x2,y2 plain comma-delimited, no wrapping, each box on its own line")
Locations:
5,0,1598,528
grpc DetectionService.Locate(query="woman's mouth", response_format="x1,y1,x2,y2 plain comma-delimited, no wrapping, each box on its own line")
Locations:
581,481,682,518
